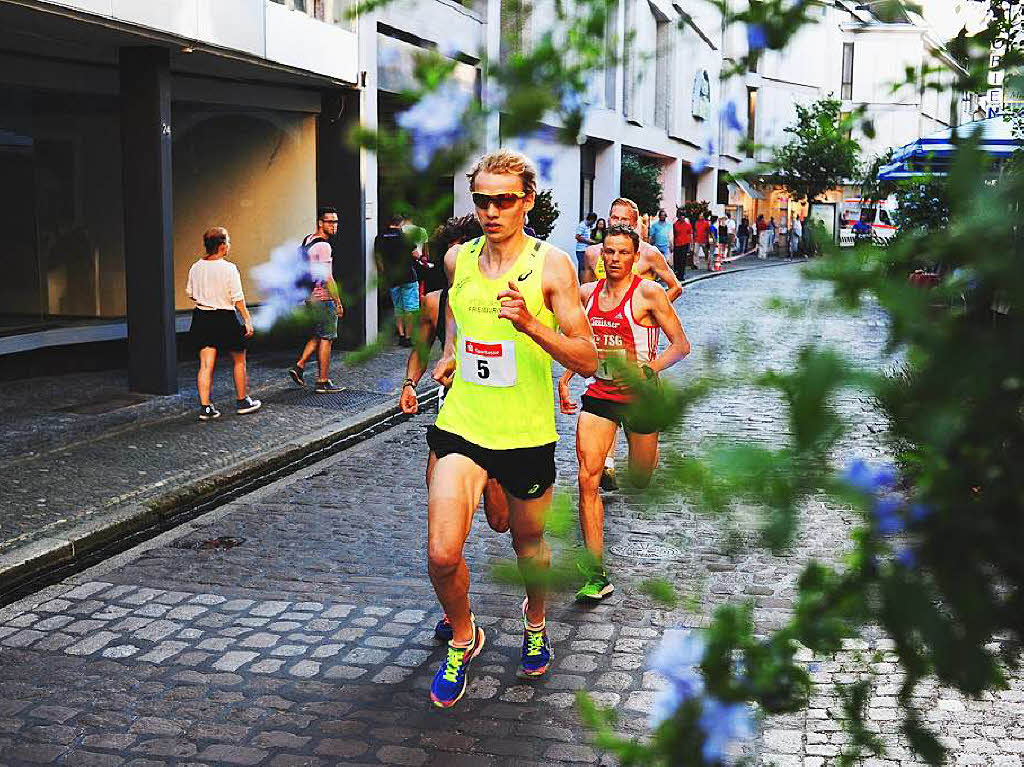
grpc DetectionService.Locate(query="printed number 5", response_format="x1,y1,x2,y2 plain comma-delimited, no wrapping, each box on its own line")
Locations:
477,360,490,379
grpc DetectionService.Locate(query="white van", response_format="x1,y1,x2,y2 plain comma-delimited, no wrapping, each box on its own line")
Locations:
839,196,899,246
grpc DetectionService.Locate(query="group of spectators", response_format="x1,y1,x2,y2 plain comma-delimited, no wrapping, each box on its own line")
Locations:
577,206,813,282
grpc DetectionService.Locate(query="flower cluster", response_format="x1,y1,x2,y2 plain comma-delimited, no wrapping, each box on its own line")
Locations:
841,460,933,566
397,82,473,170
649,630,754,764
250,242,314,331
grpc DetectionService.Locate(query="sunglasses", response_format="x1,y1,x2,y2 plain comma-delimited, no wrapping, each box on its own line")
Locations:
472,191,527,210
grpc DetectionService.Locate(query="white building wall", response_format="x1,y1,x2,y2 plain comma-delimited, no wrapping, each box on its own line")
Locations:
34,0,359,83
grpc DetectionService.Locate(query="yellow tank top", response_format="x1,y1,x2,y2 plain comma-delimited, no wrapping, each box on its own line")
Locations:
434,236,559,449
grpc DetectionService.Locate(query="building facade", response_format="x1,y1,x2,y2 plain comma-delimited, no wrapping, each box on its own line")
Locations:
0,0,971,390
0,0,360,392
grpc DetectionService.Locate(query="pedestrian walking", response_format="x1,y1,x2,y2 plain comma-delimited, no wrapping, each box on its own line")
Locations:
724,212,737,256
649,209,672,261
738,217,750,255
790,215,803,257
591,217,607,244
374,214,421,348
767,216,777,255
716,215,730,267
576,212,597,280
288,206,344,393
558,224,690,601
424,149,598,708
694,212,710,270
756,214,768,259
186,227,261,421
672,208,692,280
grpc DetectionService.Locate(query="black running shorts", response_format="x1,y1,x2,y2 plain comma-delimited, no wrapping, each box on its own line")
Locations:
426,426,555,500
581,394,659,435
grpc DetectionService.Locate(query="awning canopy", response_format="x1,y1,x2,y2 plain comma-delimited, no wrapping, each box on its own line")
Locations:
729,176,764,200
878,116,1021,180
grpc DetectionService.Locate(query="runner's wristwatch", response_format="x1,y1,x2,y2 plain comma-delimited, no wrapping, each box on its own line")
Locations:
641,365,656,380
403,378,416,390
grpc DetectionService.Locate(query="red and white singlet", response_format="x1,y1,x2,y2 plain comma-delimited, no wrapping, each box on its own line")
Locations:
584,276,660,403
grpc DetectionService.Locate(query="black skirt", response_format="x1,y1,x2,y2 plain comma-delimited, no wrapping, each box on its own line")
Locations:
190,309,246,353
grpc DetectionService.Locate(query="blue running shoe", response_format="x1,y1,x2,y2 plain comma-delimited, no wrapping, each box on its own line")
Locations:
430,625,485,708
434,613,454,642
520,599,553,676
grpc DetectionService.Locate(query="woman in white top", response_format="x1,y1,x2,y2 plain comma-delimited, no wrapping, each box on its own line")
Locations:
186,227,261,420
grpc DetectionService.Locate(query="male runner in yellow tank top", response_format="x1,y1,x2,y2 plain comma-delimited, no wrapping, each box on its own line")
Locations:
425,150,598,708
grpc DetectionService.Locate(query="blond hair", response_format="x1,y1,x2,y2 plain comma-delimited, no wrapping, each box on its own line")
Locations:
610,197,640,226
467,149,538,196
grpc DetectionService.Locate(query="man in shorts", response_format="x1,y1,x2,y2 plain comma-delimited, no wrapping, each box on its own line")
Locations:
425,149,597,707
398,216,510,642
582,197,682,489
289,206,344,393
559,224,690,600
375,214,422,347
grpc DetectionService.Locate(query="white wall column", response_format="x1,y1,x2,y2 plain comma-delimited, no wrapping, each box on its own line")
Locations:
593,142,622,215
359,11,380,341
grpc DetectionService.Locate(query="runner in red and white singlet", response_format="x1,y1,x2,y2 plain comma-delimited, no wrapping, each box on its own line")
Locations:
559,224,690,601
585,274,660,403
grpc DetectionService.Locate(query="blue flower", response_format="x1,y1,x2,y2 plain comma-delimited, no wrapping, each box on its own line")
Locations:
397,82,473,170
251,242,316,331
649,630,705,728
700,697,755,763
873,495,904,536
559,86,585,116
693,135,716,174
721,100,743,133
909,503,932,522
746,23,767,53
842,460,898,494
537,156,554,183
896,547,917,569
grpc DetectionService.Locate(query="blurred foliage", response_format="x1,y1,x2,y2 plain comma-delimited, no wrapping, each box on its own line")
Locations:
621,152,664,215
529,188,560,240
338,0,1024,762
767,98,862,204
679,200,713,223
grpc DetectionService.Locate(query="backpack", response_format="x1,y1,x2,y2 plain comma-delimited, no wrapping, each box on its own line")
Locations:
296,234,329,292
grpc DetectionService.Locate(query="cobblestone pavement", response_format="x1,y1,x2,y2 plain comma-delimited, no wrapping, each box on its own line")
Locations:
0,265,1020,766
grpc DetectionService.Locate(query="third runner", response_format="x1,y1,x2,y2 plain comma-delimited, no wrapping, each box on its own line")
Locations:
559,224,690,600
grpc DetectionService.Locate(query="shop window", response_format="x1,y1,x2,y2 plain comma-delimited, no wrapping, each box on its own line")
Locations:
0,88,126,334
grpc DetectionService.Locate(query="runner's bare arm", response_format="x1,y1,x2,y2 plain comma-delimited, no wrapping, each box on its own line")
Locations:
401,291,440,414
645,245,682,301
557,282,598,390
582,244,601,284
431,245,460,387
641,282,690,373
497,249,597,377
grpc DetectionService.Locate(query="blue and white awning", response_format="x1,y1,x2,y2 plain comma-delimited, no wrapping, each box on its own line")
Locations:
878,116,1021,179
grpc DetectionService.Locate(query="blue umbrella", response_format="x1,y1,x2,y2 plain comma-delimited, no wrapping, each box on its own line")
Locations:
878,115,1020,179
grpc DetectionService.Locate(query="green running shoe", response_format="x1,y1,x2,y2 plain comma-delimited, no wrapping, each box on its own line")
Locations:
575,569,615,602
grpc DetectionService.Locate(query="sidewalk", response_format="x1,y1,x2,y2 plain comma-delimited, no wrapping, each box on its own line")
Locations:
0,344,418,592
0,256,797,596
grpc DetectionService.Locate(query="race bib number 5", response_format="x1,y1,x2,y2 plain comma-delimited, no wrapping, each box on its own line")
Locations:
460,339,517,387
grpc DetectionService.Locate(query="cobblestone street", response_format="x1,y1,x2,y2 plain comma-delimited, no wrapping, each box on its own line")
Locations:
0,264,1020,766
